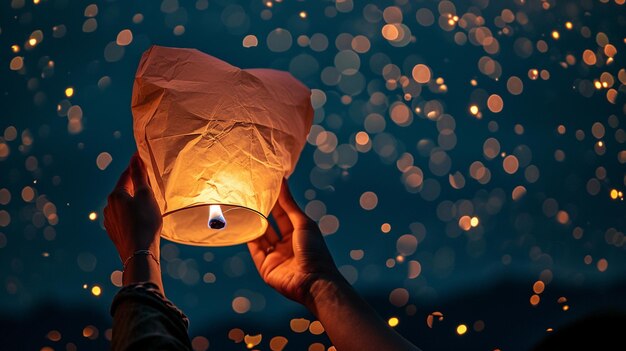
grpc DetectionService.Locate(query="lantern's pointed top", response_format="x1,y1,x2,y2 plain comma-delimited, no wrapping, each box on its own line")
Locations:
134,45,312,138
136,45,238,80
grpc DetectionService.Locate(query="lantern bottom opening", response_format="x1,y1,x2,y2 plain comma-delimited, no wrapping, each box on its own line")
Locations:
161,204,268,247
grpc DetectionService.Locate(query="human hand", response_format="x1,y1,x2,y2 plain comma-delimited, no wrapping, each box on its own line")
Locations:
248,179,340,307
249,181,421,351
104,153,162,263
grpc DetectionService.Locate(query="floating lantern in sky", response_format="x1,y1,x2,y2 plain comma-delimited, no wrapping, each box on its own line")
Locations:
132,46,313,246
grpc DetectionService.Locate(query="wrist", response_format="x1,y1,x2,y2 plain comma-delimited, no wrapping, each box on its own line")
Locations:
122,242,159,261
123,249,160,270
305,273,352,316
122,251,162,287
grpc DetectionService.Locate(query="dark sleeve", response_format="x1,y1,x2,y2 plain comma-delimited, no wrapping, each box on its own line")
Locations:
110,282,192,351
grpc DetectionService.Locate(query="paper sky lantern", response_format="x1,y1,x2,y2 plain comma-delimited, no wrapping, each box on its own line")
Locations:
132,45,313,246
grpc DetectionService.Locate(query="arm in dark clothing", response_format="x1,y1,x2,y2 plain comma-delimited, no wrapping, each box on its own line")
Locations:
110,282,192,351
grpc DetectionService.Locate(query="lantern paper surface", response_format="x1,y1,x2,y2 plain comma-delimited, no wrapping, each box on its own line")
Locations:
132,45,313,246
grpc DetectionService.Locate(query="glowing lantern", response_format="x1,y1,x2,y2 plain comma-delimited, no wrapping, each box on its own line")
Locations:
132,46,313,246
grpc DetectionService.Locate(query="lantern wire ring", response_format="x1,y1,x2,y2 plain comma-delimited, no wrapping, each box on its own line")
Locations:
163,203,268,220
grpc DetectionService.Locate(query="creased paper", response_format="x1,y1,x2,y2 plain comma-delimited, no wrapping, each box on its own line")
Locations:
132,45,313,246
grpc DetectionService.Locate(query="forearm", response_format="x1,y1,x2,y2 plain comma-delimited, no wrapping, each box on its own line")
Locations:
307,276,421,351
122,253,164,296
111,282,191,351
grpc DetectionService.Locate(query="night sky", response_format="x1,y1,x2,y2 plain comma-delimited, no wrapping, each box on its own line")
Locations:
1,0,625,350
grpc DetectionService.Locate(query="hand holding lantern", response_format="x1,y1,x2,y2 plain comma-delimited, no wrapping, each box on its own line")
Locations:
247,179,339,306
104,153,164,293
248,180,422,351
104,153,161,262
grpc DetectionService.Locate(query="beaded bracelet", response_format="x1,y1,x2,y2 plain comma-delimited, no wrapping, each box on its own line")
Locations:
123,250,160,270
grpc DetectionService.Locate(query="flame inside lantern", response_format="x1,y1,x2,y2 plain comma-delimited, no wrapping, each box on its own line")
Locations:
208,204,227,229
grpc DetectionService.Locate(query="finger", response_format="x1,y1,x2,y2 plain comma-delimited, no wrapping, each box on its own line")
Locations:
102,211,110,230
247,237,268,269
115,164,133,195
247,221,281,255
108,189,132,203
277,178,313,229
103,205,110,221
131,154,159,205
130,153,150,190
265,223,281,246
271,201,293,239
